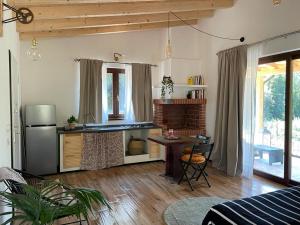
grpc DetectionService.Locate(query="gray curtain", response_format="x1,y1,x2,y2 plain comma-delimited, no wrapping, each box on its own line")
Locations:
212,45,247,176
78,59,103,124
132,63,153,122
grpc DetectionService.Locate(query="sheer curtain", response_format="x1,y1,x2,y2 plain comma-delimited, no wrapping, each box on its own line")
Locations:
101,63,134,123
124,64,135,122
242,43,263,178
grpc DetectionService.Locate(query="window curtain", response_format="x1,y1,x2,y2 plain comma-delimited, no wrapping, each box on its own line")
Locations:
78,59,103,124
101,63,134,123
132,63,153,122
242,44,263,178
212,45,248,176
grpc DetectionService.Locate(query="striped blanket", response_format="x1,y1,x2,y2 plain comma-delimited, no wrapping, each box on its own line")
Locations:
202,186,300,225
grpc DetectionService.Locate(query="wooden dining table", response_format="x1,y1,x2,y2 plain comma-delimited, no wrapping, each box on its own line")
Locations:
148,135,202,181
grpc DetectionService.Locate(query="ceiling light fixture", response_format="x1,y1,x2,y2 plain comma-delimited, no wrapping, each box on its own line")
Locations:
273,0,281,6
26,38,42,61
165,12,172,59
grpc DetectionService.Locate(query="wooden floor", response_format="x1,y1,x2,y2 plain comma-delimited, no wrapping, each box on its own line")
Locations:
50,161,284,225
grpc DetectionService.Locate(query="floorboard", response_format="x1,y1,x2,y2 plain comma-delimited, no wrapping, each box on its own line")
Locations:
49,161,284,225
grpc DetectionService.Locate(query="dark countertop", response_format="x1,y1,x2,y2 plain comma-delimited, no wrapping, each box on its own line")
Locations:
57,122,161,134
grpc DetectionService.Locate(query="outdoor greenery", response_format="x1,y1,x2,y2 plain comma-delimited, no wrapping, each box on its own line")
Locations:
0,180,111,225
263,73,300,121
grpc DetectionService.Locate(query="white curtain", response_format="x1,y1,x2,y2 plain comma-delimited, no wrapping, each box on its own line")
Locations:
242,43,263,178
101,63,134,123
124,64,135,122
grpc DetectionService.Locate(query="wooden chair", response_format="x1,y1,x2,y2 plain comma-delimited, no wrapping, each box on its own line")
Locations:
178,143,214,191
183,135,211,155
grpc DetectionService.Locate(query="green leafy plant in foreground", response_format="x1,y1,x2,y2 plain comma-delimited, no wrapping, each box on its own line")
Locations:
0,180,111,225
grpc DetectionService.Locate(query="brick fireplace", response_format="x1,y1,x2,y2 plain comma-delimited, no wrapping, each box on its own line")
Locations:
153,99,206,136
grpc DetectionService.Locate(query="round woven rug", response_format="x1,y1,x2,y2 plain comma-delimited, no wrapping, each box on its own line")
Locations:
163,197,227,225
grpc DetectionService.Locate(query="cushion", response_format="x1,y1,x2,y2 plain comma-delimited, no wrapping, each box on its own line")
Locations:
181,154,206,164
0,167,27,184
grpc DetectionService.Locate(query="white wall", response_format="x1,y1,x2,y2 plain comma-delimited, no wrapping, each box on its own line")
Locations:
0,1,20,222
0,2,20,168
197,0,300,138
20,27,204,126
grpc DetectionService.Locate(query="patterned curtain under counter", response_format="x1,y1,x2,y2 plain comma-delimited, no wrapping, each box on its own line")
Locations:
81,132,124,170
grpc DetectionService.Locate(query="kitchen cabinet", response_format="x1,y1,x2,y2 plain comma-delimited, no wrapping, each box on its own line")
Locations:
60,133,83,172
58,125,164,172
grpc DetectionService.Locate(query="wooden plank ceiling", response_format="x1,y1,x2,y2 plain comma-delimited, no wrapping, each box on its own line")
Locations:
10,0,234,40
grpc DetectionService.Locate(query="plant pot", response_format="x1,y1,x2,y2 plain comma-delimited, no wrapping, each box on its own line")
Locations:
68,122,77,129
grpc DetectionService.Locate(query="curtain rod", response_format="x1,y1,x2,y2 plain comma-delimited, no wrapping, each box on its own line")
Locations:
248,29,300,47
74,58,158,67
217,29,300,55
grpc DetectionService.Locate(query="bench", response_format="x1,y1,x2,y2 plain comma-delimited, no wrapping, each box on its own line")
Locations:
254,144,284,165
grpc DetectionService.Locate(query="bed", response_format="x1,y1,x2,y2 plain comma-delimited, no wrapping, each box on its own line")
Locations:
202,186,300,225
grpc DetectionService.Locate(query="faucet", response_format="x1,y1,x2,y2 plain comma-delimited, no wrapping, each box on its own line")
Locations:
83,113,96,129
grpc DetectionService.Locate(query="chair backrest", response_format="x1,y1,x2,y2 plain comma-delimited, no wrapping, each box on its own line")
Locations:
191,143,214,161
196,135,211,144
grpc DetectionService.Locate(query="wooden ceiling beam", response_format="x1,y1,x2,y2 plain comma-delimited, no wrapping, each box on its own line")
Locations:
20,19,198,40
14,0,169,6
18,0,233,20
17,10,213,32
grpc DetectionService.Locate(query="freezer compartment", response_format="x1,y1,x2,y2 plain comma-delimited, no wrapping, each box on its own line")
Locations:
25,105,56,126
25,126,57,175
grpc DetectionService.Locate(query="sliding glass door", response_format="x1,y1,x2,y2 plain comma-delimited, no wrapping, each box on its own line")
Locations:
253,50,300,185
254,60,286,179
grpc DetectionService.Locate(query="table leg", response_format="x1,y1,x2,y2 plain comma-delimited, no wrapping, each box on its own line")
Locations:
165,145,173,176
173,144,184,181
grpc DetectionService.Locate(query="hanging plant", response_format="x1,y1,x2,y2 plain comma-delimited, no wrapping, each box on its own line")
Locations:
161,76,174,98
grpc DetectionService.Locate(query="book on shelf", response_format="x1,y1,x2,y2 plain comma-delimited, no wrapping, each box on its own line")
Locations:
188,89,205,100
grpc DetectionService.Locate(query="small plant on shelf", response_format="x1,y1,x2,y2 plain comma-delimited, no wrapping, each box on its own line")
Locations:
67,115,78,129
161,76,174,99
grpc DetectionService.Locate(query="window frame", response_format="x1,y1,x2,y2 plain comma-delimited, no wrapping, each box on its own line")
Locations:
107,68,125,120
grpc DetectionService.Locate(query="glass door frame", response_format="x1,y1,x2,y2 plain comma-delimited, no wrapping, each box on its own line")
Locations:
254,50,300,186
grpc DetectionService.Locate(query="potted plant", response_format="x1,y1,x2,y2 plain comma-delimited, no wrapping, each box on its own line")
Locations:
67,115,78,129
161,76,174,100
0,180,111,225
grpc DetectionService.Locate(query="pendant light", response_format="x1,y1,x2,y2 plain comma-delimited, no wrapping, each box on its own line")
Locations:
165,12,172,58
26,38,42,61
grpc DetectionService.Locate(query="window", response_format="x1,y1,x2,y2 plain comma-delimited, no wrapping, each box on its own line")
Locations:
106,68,125,120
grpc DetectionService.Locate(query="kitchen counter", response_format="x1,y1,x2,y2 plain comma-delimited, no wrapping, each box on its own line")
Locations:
57,122,160,134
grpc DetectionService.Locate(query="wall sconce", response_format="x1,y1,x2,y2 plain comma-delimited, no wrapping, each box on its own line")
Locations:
273,0,281,6
114,53,123,62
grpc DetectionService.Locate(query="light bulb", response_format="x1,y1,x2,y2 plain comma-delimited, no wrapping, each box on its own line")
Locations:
26,38,42,61
165,40,172,59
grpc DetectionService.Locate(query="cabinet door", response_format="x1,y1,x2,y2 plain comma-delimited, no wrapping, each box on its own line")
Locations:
148,128,162,158
62,133,83,171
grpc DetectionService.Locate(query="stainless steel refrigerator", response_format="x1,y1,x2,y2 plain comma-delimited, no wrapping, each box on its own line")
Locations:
24,105,57,175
